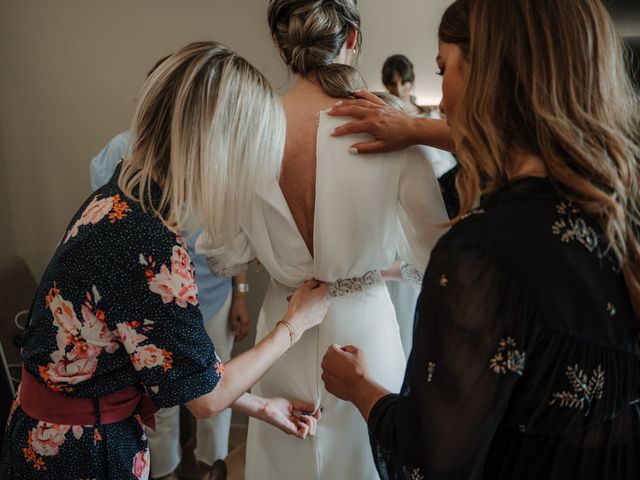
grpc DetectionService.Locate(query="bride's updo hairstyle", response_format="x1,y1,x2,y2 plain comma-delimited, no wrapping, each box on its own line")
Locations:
440,0,640,316
268,0,366,98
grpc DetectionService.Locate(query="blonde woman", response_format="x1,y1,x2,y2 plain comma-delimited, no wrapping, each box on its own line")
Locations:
0,42,328,480
323,0,640,478
198,1,449,479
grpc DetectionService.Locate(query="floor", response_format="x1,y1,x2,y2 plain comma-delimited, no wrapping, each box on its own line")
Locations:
176,412,247,480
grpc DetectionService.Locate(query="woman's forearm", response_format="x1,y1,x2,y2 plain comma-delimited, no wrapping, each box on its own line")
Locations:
186,320,292,418
230,392,267,416
411,117,455,153
380,260,402,281
351,377,390,423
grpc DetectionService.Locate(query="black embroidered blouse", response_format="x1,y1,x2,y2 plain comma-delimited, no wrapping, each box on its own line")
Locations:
369,177,640,479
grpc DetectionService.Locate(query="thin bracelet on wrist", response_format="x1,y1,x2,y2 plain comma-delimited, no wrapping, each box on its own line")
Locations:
276,320,296,351
233,283,250,293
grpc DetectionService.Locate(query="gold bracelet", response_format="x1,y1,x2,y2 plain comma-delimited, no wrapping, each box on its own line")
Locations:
276,320,296,350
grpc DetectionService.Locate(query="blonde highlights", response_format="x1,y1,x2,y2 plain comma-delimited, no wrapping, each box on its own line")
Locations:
118,42,285,247
440,0,640,315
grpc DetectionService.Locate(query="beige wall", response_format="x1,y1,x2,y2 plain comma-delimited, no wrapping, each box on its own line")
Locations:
0,0,449,279
359,0,450,104
0,137,14,256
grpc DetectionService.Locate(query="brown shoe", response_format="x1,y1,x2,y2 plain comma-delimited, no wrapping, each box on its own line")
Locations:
204,459,227,480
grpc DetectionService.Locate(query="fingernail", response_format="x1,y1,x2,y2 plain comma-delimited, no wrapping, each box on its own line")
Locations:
349,147,359,155
335,100,342,106
331,128,337,136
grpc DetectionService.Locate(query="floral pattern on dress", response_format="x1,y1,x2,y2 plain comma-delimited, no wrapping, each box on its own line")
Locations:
143,246,198,308
22,422,71,471
132,449,150,480
115,320,173,374
2,171,221,479
64,194,130,243
39,285,119,392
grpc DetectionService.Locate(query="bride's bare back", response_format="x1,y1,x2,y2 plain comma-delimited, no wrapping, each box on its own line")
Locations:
280,81,339,256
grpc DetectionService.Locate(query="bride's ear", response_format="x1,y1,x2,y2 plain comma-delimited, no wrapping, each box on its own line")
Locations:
346,27,358,52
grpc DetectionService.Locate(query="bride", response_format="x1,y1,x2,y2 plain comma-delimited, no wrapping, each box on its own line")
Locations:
199,1,448,478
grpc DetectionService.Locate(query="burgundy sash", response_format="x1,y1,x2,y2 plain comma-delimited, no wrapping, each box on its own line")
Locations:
19,365,158,429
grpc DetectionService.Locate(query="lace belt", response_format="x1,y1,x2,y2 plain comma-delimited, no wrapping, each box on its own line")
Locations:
273,270,383,298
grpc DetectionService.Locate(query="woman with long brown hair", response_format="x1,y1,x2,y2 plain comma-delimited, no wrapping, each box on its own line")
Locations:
322,0,640,478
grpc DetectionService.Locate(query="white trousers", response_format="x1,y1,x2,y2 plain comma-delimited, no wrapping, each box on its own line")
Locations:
148,291,234,477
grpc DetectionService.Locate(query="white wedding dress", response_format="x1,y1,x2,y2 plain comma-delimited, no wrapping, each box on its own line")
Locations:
199,112,448,480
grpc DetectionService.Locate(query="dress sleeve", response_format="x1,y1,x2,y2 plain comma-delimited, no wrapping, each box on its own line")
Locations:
368,236,534,479
104,234,223,408
195,230,253,277
396,146,449,285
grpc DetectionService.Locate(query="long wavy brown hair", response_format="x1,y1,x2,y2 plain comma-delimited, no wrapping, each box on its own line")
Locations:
439,0,640,316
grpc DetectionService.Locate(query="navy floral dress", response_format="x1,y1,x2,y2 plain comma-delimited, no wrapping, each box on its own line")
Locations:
1,167,222,479
369,177,640,479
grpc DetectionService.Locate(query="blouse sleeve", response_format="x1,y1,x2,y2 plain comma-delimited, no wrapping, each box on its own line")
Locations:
368,236,534,479
397,146,449,285
104,235,223,408
195,230,254,277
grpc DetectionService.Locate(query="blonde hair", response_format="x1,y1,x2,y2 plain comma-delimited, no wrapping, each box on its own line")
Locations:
372,91,410,112
118,42,285,246
268,0,365,97
439,0,640,315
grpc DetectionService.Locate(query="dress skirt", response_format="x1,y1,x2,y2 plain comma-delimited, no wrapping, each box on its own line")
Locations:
245,280,407,480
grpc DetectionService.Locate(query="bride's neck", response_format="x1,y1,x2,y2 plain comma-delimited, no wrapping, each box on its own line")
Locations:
286,74,327,98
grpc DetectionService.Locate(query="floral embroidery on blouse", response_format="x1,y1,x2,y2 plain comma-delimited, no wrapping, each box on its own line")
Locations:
489,337,526,376
607,302,616,316
427,362,436,383
143,246,198,308
64,194,130,243
402,466,425,480
549,364,605,416
552,202,599,253
115,320,174,373
38,285,119,392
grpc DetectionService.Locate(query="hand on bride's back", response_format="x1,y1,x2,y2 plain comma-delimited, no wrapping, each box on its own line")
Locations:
286,280,330,333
